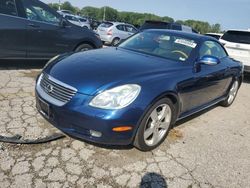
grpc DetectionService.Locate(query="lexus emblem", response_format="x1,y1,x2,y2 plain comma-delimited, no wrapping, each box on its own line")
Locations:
46,84,54,93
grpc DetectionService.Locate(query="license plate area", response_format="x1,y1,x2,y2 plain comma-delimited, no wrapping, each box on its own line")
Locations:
38,98,50,119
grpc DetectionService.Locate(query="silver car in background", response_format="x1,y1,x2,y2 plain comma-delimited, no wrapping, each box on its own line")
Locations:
75,16,91,29
97,22,138,46
58,12,91,29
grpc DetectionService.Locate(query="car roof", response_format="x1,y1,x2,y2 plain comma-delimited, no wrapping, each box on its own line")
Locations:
144,29,217,42
206,33,223,36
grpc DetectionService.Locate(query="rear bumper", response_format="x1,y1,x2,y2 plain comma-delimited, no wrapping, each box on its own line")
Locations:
99,35,113,44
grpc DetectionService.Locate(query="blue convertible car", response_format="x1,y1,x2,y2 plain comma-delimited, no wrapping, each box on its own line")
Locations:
36,30,243,151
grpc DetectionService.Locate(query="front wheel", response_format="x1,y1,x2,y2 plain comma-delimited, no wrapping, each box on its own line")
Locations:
75,43,93,52
134,98,176,151
220,79,239,107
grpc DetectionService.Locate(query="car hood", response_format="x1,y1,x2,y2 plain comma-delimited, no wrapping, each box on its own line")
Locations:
44,47,182,95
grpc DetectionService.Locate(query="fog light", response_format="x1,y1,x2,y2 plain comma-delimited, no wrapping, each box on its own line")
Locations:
90,130,102,137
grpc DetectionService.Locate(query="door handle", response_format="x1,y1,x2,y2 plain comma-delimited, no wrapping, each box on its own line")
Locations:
28,23,40,28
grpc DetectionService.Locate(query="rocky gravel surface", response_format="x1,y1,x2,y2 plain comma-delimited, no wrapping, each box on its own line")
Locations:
0,66,249,188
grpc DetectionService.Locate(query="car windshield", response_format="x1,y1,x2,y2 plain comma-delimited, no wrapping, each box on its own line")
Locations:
119,31,198,62
99,22,113,28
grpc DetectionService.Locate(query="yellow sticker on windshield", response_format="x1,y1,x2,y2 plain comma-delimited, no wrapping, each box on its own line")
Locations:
175,39,197,48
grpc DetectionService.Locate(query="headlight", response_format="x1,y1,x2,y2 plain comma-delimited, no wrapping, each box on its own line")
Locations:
89,84,141,110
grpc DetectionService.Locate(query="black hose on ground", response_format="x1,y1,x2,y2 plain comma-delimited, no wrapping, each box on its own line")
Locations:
0,133,66,144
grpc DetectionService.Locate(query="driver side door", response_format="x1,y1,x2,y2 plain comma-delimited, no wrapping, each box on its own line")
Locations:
21,0,68,59
180,41,231,112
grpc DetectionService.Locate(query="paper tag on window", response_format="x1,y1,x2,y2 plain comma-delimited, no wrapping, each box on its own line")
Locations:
175,39,197,48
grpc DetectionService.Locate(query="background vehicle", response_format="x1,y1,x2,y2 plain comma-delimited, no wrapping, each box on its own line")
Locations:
75,15,91,29
220,30,250,73
36,30,243,151
91,19,102,30
205,33,223,40
0,0,102,59
57,9,73,15
97,22,138,46
140,20,198,33
62,13,82,27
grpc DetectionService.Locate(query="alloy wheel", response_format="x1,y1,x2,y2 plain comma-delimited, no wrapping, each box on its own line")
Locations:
144,104,171,146
227,80,239,104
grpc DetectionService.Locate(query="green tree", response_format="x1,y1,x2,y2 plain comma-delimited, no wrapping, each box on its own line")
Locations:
48,3,60,11
61,1,76,13
47,2,221,33
98,7,119,21
81,6,100,19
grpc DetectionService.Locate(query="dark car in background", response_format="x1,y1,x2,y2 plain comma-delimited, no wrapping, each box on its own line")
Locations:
0,0,102,60
140,20,198,33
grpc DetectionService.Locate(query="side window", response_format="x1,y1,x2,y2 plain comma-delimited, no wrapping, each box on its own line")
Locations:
116,25,125,31
199,41,227,59
22,0,60,24
0,0,18,16
126,25,137,33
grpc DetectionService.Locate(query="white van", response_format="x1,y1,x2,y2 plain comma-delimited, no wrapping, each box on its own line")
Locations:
220,30,250,73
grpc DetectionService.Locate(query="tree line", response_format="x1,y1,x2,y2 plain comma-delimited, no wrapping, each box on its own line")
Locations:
48,1,221,34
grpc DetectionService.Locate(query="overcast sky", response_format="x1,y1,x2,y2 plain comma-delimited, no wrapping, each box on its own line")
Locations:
41,0,250,30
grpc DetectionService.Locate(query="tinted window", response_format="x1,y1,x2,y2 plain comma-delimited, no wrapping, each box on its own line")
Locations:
221,31,250,44
22,0,60,24
140,21,170,30
199,41,227,59
99,22,113,28
119,31,198,62
65,15,78,22
0,0,17,16
171,24,182,31
116,25,125,31
79,18,87,22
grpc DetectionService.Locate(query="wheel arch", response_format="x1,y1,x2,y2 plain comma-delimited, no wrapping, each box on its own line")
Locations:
74,41,96,51
132,91,180,142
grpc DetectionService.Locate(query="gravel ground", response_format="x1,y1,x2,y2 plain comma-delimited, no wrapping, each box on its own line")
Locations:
0,63,249,188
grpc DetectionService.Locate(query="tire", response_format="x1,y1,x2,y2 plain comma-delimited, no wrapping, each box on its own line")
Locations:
134,98,177,151
75,43,93,52
112,38,120,46
220,79,239,107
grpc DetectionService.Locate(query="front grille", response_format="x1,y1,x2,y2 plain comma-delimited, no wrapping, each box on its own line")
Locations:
39,73,77,103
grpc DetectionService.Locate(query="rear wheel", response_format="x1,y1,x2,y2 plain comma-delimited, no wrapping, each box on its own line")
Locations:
112,38,120,46
220,79,239,107
134,98,176,151
75,43,93,52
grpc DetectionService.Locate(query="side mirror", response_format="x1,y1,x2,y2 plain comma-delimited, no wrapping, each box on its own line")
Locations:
199,55,220,66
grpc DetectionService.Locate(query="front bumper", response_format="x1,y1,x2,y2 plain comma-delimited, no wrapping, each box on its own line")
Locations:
35,89,143,146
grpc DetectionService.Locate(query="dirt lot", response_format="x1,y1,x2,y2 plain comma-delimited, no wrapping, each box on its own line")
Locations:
0,62,249,188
